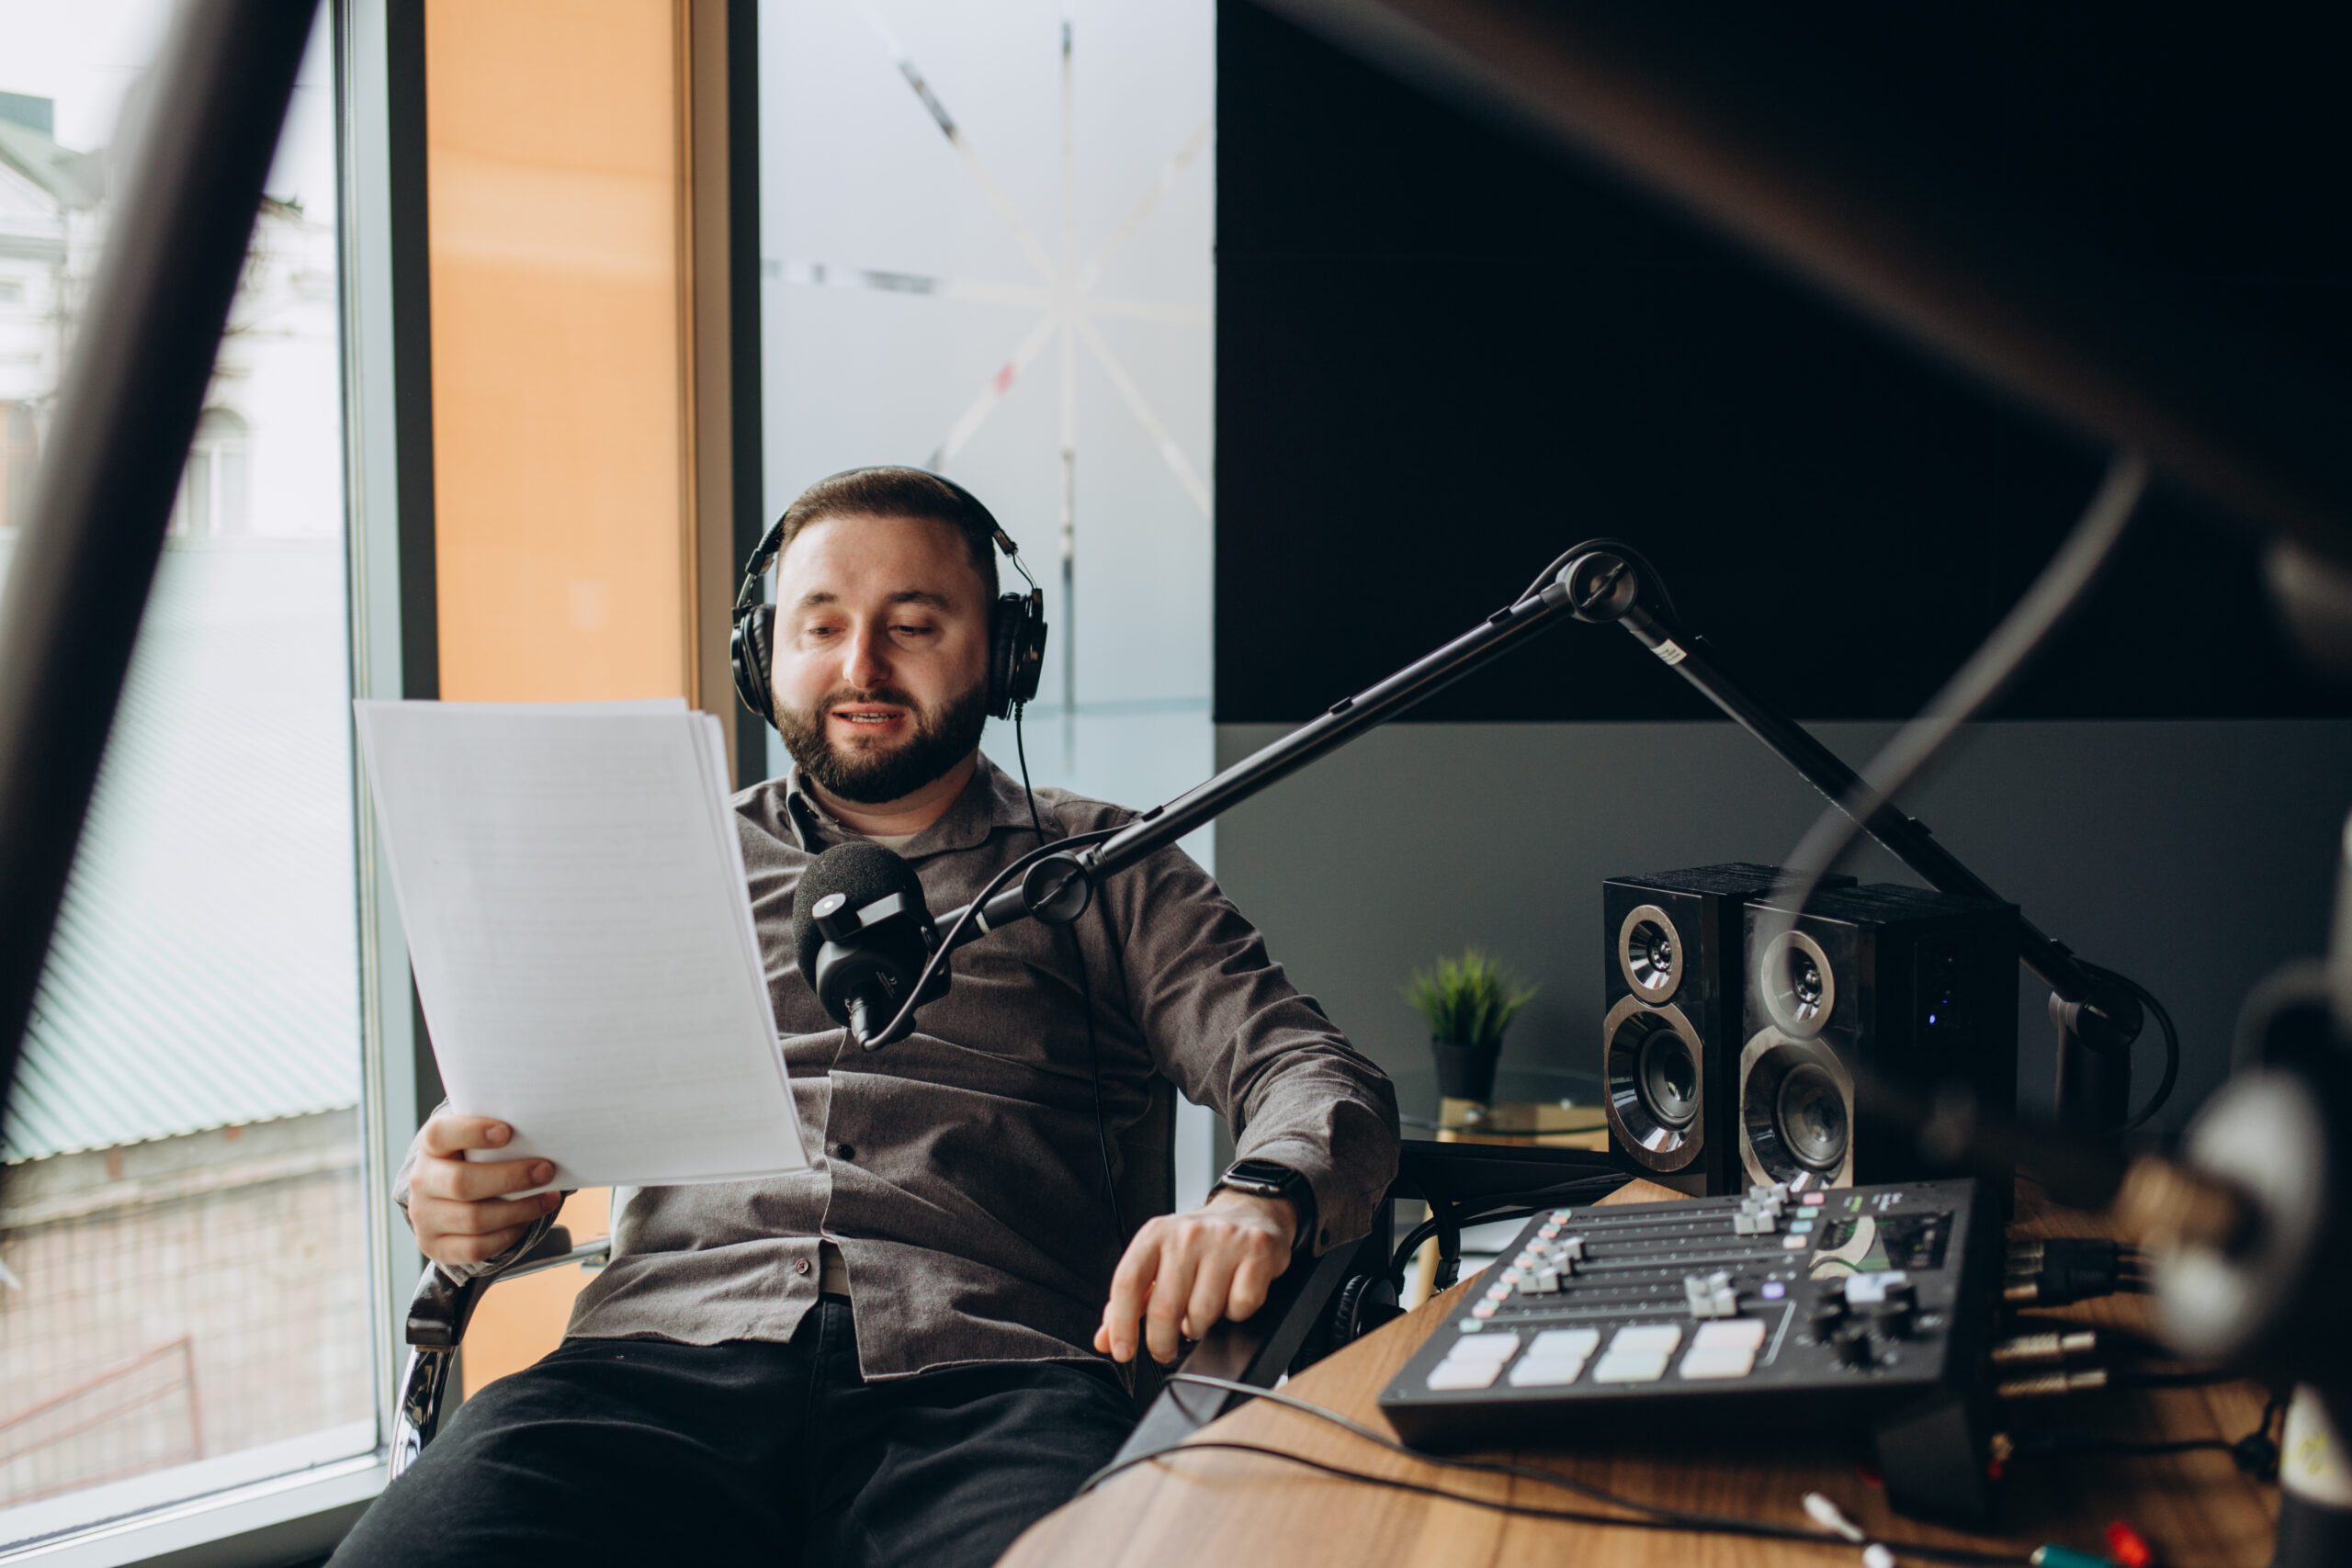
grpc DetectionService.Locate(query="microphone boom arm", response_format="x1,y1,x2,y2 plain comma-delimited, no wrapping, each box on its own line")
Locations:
863,572,1590,1045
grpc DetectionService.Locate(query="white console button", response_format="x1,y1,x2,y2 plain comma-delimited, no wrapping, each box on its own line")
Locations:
1593,1349,1670,1383
1530,1328,1600,1359
1609,1323,1683,1356
1447,1330,1521,1362
1425,1357,1505,1391
1692,1318,1768,1352
1683,1344,1758,1382
1508,1356,1589,1388
1844,1269,1910,1307
1678,1344,1758,1381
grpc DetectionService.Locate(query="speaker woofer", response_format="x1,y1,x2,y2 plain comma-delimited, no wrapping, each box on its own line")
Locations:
1775,1060,1849,1172
1602,996,1704,1169
1617,903,1682,1004
1737,1032,1855,1189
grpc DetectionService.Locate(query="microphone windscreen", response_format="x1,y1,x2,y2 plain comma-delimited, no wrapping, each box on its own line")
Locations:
792,841,928,987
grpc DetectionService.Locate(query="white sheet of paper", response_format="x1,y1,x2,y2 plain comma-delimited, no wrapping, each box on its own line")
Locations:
354,699,807,1191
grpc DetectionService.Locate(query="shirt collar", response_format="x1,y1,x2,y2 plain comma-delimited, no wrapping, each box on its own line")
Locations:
779,750,1042,856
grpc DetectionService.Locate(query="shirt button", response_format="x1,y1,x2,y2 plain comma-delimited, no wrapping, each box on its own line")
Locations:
833,1143,854,1161
792,1257,811,1277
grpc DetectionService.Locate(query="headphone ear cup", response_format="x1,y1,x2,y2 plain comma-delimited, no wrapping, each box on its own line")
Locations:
986,590,1048,719
731,604,777,726
988,593,1021,720
1004,588,1046,714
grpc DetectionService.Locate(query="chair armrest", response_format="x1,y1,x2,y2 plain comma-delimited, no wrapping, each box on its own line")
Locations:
392,1226,614,1477
1106,1238,1363,1472
403,1226,613,1350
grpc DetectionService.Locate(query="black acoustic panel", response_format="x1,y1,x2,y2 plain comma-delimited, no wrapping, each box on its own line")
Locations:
1214,3,2352,726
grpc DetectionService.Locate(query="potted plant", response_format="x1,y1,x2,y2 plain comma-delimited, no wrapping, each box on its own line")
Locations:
1402,947,1540,1105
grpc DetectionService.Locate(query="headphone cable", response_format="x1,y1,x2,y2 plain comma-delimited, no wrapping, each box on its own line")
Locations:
1012,705,1129,1248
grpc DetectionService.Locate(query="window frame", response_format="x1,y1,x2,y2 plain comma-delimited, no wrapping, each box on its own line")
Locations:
0,2,424,1561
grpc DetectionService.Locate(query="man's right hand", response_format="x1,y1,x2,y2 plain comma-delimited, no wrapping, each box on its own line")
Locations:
405,1112,563,1269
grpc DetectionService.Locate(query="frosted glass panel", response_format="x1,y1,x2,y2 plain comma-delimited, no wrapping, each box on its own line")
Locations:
757,0,1214,834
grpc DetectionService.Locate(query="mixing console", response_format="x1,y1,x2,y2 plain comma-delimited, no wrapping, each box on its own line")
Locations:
1378,1178,2004,1521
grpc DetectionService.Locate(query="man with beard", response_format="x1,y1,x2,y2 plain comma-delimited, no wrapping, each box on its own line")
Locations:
334,467,1399,1567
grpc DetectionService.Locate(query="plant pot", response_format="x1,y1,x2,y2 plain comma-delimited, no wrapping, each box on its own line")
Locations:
1431,1037,1501,1103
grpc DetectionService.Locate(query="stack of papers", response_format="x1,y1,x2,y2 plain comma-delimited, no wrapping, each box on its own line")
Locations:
354,698,808,1192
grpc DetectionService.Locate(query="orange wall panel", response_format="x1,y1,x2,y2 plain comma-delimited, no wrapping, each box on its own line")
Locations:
426,0,688,705
423,0,690,1395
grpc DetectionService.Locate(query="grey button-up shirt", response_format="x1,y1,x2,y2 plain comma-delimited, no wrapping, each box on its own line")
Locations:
406,751,1398,1382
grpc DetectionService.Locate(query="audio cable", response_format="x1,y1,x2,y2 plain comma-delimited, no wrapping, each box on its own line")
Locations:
857,820,1123,1048
1384,1177,1629,1294
1010,704,1126,1248
2007,1390,2287,1481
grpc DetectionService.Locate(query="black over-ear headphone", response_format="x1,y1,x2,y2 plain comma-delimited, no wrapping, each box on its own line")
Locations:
730,467,1048,728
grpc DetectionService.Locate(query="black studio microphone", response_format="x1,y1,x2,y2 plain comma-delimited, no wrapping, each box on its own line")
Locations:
792,842,944,1044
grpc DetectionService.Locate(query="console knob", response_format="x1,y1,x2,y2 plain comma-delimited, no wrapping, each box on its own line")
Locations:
1832,1325,1875,1369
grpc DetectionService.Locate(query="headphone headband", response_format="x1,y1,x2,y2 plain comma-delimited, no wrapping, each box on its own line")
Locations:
729,466,1048,728
735,468,1016,609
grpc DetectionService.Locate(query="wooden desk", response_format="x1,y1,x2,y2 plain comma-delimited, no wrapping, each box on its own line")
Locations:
1003,1179,2278,1567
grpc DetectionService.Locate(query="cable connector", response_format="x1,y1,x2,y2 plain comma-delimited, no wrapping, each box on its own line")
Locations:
1996,1368,2110,1400
1990,1329,2100,1367
2003,1238,2143,1305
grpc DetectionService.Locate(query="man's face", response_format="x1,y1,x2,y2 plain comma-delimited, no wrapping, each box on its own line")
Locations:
769,512,993,806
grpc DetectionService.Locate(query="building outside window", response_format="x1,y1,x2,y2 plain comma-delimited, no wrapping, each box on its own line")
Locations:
0,3,376,1551
173,406,253,538
0,402,32,532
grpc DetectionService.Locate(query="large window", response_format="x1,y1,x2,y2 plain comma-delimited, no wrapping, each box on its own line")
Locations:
0,4,375,1551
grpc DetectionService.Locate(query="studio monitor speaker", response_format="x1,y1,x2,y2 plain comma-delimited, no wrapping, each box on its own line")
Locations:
1601,864,1853,1195
1737,883,2018,1193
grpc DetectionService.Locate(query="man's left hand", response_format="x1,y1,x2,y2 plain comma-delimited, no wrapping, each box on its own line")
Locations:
1095,1189,1297,1365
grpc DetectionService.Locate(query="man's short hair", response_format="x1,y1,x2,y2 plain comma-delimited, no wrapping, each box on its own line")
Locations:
775,467,999,601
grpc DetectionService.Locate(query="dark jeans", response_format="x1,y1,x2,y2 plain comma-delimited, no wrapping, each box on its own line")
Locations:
332,1299,1135,1567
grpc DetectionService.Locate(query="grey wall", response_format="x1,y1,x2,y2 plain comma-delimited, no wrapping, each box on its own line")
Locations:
1213,718,2352,1135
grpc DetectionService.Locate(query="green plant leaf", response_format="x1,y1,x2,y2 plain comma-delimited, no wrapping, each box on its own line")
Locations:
1399,945,1540,1047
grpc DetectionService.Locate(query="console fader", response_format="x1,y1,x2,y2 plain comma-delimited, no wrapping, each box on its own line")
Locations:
1378,1179,2004,1523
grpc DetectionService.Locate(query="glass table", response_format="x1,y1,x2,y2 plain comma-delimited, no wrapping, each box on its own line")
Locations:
1389,1061,1611,1151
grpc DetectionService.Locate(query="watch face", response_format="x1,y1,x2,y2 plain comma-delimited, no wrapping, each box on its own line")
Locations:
1224,1159,1295,1191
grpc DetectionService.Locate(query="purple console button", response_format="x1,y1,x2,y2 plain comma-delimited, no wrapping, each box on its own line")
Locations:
1760,1280,1786,1301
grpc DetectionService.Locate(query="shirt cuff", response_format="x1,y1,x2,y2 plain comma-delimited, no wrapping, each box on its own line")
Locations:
429,1208,560,1285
